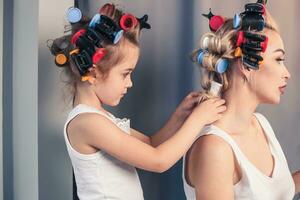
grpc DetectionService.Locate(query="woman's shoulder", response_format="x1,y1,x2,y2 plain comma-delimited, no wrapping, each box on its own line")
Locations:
187,134,236,185
191,133,235,165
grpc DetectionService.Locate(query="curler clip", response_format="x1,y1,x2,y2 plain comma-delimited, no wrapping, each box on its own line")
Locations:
233,13,242,29
244,3,265,14
137,15,151,30
86,28,102,47
203,9,225,32
209,81,222,97
234,47,242,57
257,0,268,5
71,50,93,76
242,55,260,70
93,15,124,44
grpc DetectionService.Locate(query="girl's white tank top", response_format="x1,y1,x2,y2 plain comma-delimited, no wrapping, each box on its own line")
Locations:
64,104,144,200
182,113,295,200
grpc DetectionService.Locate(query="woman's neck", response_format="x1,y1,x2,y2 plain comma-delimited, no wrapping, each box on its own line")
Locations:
214,81,259,135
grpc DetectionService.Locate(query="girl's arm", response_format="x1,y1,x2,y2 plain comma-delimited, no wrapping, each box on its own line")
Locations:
187,135,235,200
131,91,202,146
68,98,225,173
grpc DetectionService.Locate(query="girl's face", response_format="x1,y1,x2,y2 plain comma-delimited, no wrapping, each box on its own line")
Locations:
94,43,139,106
248,31,291,104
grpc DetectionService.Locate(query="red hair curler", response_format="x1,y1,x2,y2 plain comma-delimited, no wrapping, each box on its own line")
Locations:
236,31,245,47
92,48,107,64
203,9,225,32
71,29,86,45
261,36,268,52
120,14,138,31
209,15,225,32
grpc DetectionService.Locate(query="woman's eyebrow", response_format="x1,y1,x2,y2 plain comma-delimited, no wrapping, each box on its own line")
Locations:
273,48,285,55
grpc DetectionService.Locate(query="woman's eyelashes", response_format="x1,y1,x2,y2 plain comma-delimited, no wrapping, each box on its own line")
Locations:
276,57,285,64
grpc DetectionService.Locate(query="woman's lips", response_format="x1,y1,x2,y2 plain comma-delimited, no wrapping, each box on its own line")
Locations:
279,85,287,94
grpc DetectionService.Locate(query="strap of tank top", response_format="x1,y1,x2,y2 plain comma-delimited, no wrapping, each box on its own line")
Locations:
199,125,245,164
253,113,277,143
67,104,115,124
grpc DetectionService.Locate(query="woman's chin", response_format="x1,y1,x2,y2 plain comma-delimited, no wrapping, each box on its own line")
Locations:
260,95,281,105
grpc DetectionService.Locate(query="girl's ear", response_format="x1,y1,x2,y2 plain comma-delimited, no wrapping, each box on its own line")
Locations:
81,65,99,84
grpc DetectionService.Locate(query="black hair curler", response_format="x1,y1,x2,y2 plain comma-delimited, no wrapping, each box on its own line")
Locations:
242,48,263,62
48,37,72,67
244,31,266,41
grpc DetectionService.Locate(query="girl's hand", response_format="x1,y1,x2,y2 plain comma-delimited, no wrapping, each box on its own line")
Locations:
171,91,203,124
192,97,226,125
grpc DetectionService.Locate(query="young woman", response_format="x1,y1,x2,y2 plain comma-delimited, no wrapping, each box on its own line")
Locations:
183,1,298,199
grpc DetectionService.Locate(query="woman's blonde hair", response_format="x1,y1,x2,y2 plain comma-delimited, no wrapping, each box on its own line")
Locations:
192,9,279,97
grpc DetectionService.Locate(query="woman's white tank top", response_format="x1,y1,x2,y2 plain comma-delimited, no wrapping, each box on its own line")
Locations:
182,113,295,200
64,104,144,200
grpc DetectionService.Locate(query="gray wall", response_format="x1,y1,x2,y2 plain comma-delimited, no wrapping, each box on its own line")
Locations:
39,1,74,200
12,0,39,199
0,0,3,198
1,0,299,200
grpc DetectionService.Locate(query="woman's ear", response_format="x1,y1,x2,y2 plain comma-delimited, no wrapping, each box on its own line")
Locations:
236,58,251,82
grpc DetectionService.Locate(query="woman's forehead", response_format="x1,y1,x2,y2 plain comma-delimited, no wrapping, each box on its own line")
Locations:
265,31,284,54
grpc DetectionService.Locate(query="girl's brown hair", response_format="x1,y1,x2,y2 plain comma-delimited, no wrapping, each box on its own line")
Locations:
50,3,142,101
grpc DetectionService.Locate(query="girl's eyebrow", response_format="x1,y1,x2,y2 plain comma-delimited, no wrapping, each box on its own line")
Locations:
123,68,133,72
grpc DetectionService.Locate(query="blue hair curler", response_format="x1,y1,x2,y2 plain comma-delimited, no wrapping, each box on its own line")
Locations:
197,49,206,65
67,7,82,24
233,14,241,29
113,30,124,44
89,14,101,28
216,58,229,73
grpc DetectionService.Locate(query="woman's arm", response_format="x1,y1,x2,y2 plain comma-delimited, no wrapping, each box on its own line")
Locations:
68,98,225,173
187,135,235,200
131,91,202,147
293,170,300,193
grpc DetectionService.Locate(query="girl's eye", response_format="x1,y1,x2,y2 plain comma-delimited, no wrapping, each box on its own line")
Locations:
123,73,130,78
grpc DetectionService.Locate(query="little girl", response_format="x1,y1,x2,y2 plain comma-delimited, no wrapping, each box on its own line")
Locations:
49,3,226,199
